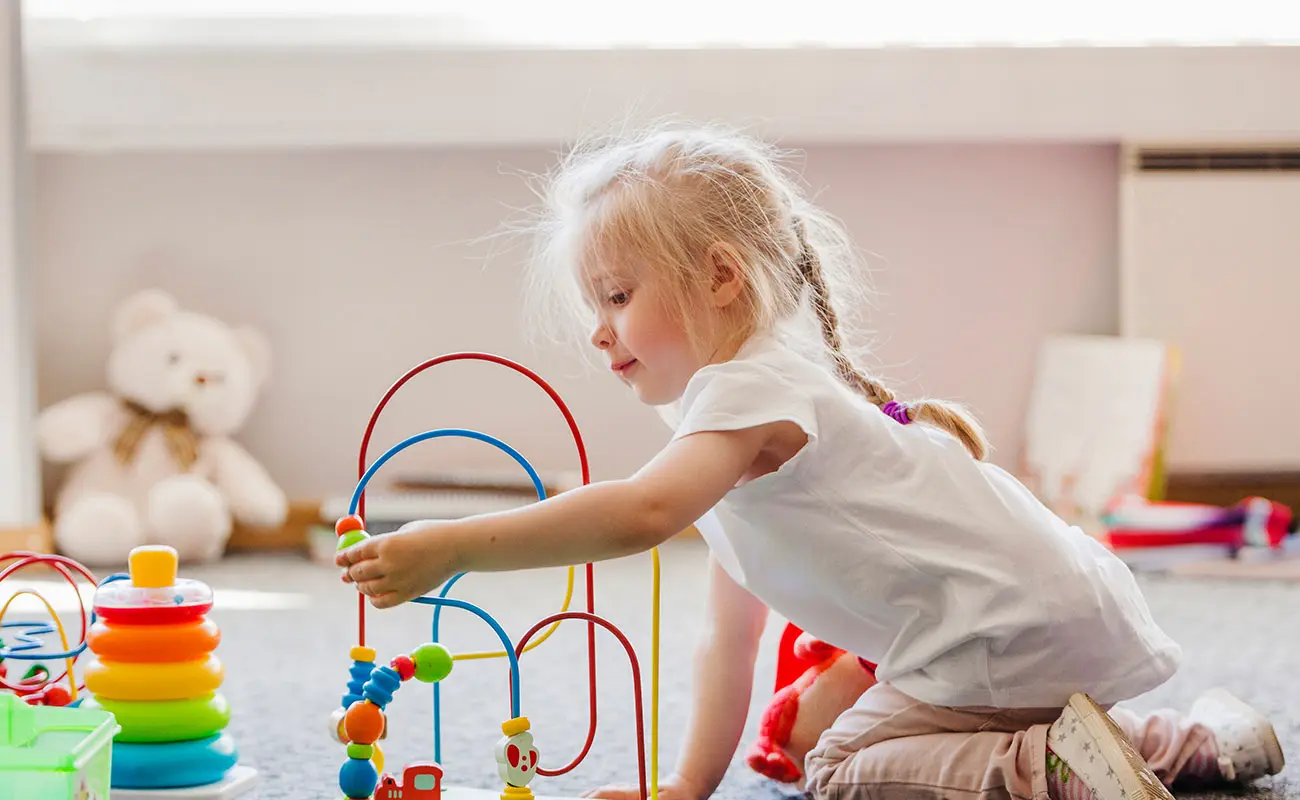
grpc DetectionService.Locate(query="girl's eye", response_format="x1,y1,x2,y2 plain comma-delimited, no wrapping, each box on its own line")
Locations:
608,290,631,306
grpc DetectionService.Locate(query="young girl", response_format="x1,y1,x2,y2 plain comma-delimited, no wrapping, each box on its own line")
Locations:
337,123,1285,800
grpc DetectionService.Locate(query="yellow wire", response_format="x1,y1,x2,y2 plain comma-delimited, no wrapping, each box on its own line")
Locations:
0,589,78,703
451,565,575,661
650,546,660,800
435,547,661,800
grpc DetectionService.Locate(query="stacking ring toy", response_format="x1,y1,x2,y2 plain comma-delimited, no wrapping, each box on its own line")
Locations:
84,655,224,701
85,618,220,663
112,732,239,789
80,692,231,743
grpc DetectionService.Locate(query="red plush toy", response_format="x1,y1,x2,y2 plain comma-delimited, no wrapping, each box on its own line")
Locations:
747,623,878,785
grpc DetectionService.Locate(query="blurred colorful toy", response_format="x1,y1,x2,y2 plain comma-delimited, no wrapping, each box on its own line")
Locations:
81,545,256,799
0,551,100,708
329,352,662,800
1102,495,1295,552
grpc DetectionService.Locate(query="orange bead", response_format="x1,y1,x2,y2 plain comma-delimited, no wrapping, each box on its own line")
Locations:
344,700,385,745
335,515,364,536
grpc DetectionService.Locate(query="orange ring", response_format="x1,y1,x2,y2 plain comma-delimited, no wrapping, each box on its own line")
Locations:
86,619,221,663
84,656,224,702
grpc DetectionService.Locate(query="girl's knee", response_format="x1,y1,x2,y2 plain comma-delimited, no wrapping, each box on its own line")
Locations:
803,759,839,800
804,743,854,800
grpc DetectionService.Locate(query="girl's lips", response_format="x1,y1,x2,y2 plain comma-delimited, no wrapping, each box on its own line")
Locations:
611,359,637,373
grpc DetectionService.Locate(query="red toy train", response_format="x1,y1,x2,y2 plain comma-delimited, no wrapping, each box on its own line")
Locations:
374,762,445,800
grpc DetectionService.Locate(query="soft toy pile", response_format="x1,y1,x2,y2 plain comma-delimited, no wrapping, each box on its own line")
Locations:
37,289,287,565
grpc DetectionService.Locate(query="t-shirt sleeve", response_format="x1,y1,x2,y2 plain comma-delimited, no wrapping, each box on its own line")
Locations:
671,359,819,442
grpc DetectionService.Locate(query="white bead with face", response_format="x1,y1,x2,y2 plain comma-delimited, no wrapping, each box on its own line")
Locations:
495,729,539,787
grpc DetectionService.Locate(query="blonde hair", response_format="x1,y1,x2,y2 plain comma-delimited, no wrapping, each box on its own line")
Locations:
525,121,988,460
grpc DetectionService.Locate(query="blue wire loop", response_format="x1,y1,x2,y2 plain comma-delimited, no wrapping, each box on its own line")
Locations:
344,428,548,761
0,573,130,661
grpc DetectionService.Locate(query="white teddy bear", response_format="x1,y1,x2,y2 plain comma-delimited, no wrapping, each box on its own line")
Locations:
37,288,288,566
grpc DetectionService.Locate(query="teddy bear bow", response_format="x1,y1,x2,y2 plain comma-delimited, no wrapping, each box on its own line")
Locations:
113,399,201,470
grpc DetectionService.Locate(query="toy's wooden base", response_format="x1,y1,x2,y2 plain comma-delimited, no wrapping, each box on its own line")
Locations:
443,785,583,800
109,766,258,799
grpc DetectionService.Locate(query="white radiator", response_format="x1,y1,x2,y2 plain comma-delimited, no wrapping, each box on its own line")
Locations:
1119,143,1300,472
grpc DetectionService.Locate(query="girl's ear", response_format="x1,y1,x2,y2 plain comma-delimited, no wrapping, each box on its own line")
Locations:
706,242,745,308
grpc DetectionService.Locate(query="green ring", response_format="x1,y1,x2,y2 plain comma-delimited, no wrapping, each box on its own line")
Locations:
348,743,375,760
82,693,231,743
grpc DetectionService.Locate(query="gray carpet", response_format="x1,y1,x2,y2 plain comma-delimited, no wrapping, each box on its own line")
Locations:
115,539,1298,798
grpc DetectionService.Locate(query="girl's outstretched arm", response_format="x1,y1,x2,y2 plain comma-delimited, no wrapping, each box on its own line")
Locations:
336,422,789,608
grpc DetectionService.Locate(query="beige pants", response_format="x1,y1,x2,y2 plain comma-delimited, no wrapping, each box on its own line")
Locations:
805,683,1213,800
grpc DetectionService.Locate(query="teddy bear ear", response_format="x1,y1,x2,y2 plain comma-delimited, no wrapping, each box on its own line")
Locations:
233,326,272,388
113,288,179,342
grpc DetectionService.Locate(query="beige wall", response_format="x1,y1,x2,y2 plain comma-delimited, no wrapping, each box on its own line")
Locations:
31,143,1120,501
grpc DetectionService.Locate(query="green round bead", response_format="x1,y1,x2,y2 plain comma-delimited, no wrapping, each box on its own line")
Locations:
411,643,453,683
348,743,375,760
336,530,370,551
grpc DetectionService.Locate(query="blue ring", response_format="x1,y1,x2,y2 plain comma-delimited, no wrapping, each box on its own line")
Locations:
112,732,238,789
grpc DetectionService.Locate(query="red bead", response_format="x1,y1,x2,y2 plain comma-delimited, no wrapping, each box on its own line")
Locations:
335,515,364,536
42,686,72,706
390,655,416,681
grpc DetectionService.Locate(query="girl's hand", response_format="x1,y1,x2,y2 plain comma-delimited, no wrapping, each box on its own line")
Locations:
581,775,704,800
335,521,461,609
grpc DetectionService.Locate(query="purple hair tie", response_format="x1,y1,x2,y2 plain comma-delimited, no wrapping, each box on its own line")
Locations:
881,401,912,425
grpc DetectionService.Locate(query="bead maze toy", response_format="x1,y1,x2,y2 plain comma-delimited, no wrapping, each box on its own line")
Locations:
329,352,662,800
0,547,257,798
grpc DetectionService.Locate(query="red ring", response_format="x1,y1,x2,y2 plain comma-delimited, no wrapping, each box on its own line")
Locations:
94,603,213,626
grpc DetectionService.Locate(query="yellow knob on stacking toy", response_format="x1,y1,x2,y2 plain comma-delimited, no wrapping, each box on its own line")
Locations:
129,545,178,588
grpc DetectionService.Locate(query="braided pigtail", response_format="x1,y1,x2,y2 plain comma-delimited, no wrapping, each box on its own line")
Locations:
793,219,989,460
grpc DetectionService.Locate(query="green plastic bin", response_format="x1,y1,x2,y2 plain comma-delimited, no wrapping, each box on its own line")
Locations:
0,693,119,800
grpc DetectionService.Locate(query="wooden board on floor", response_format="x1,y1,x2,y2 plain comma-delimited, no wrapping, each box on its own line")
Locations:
0,520,56,574
0,518,51,554
225,499,319,553
1164,470,1300,511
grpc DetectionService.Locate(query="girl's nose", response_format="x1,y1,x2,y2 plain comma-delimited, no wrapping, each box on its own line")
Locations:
590,322,614,350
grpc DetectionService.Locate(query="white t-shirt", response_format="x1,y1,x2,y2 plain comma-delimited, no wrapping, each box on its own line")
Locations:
660,333,1182,709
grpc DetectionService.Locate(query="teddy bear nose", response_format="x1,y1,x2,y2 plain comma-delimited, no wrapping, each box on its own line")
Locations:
194,375,207,385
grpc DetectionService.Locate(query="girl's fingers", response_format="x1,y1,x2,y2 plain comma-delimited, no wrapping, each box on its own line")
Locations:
369,592,403,610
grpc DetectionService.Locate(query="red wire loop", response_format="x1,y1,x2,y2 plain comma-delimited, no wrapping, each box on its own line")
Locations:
0,552,99,695
352,352,600,774
516,612,648,800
